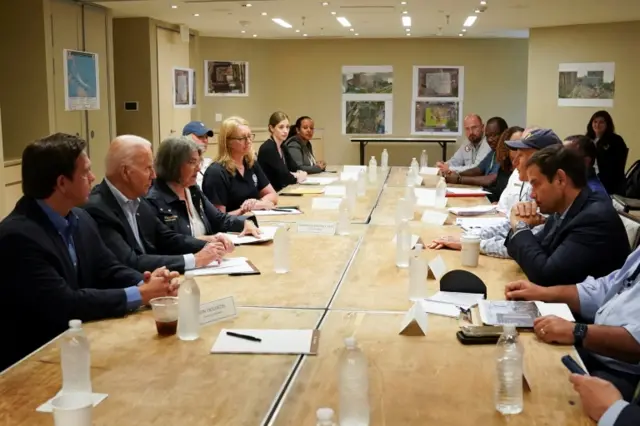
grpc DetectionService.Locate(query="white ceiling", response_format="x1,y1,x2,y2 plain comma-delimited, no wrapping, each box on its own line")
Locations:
91,0,640,39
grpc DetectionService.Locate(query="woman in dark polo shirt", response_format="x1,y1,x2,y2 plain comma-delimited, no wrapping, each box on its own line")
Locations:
203,116,279,215
146,135,260,239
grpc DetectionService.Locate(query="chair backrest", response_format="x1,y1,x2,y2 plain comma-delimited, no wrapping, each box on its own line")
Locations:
618,211,640,250
625,160,640,199
612,196,626,212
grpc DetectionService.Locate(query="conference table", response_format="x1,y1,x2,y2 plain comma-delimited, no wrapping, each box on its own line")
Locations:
0,167,589,426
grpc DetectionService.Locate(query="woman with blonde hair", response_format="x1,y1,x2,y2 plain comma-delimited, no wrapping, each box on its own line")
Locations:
202,116,278,216
257,111,307,191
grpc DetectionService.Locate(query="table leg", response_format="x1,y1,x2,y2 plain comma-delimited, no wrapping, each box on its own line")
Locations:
360,141,365,165
440,142,448,162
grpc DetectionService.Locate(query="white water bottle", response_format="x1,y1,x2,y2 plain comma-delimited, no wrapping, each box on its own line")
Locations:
60,320,92,394
420,150,428,169
395,218,411,268
274,224,290,273
346,178,357,212
178,271,200,341
368,156,377,182
495,325,524,415
381,149,389,169
316,408,337,426
404,181,416,219
410,157,419,175
339,337,370,426
436,176,447,206
408,244,428,301
395,197,407,227
357,169,366,196
337,197,350,235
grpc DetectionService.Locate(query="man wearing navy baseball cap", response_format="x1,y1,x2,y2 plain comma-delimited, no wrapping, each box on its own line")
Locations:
183,121,214,187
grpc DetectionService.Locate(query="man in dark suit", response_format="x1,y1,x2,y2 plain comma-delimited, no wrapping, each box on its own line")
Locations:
505,143,629,286
0,133,178,371
83,135,229,273
570,375,639,426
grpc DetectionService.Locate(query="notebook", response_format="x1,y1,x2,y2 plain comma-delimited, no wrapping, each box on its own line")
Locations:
211,329,321,355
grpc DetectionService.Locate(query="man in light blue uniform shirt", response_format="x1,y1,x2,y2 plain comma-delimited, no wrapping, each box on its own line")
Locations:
436,114,491,173
505,246,640,405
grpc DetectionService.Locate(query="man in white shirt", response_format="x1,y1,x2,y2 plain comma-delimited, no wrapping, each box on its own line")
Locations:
436,114,491,173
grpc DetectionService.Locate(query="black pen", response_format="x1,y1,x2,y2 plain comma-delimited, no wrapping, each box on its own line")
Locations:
280,193,303,197
229,271,261,276
226,331,262,342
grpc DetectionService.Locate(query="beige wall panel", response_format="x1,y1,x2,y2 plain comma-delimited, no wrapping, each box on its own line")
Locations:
198,38,528,165
157,27,191,143
83,4,112,182
527,21,640,168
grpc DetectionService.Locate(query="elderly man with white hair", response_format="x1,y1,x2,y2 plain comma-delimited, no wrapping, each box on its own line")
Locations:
83,135,230,274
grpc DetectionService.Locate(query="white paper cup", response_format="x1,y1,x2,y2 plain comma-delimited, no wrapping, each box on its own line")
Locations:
52,393,93,426
461,234,481,267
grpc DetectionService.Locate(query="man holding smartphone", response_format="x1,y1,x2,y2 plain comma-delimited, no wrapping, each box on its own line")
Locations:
504,246,640,402
569,375,639,426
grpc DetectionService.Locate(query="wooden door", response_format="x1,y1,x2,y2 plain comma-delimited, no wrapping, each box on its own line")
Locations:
83,4,112,181
50,0,86,140
157,27,191,145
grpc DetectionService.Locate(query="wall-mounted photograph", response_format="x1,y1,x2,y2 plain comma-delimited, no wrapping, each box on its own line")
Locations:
64,49,100,111
558,62,615,107
343,100,392,135
173,67,191,108
412,101,461,135
205,60,249,96
342,66,393,94
415,67,461,98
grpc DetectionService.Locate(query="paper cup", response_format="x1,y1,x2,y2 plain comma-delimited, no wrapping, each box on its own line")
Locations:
52,393,93,426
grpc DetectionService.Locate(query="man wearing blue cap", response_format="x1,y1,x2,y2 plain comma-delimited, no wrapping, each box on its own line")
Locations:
183,121,214,187
506,132,629,286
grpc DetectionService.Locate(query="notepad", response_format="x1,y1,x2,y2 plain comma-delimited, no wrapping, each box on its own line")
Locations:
251,208,302,216
301,177,338,185
446,188,491,197
211,329,321,355
223,226,278,245
448,205,497,216
189,257,258,277
283,187,325,195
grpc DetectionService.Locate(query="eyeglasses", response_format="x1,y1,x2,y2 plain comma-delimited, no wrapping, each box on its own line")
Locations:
229,134,255,142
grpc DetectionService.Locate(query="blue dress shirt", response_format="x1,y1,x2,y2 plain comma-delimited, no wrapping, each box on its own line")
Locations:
37,200,142,311
477,151,500,176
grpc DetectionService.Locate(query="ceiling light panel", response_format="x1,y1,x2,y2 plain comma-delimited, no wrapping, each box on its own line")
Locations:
272,18,292,28
337,17,351,27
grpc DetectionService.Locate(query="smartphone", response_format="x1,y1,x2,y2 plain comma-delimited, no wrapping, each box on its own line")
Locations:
561,355,587,375
460,325,504,337
456,331,500,345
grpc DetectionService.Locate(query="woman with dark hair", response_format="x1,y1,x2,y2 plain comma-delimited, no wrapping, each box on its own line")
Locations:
284,116,326,174
586,110,627,195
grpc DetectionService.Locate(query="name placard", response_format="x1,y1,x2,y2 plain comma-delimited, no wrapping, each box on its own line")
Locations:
297,221,337,235
312,197,342,210
200,296,237,326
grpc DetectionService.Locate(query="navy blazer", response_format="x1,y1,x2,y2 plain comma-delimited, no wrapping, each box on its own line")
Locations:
506,188,630,286
614,402,640,426
0,196,142,371
83,180,207,273
145,179,247,236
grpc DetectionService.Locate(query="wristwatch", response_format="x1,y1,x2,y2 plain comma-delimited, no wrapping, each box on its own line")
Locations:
573,323,588,347
514,220,530,232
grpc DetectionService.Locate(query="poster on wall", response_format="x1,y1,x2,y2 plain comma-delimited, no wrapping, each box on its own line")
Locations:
63,49,100,111
173,67,192,108
411,66,464,136
558,62,615,107
341,65,393,135
190,69,196,107
205,60,249,96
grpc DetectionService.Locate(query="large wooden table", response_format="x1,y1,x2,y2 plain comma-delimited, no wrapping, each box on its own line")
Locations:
0,166,590,426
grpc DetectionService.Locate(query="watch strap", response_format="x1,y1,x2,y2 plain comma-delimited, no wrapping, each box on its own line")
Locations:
573,323,588,347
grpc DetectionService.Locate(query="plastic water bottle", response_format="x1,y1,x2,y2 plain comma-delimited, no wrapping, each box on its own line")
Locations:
495,325,524,415
408,244,428,301
435,176,447,206
368,156,377,182
395,218,411,268
346,178,357,212
410,157,419,175
420,150,428,169
357,169,366,196
404,181,416,219
395,197,407,227
339,337,370,426
316,408,337,426
337,197,350,235
274,224,290,273
178,271,200,341
381,149,389,169
60,320,92,394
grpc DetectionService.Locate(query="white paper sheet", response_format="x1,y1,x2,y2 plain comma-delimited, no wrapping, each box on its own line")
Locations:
448,205,497,216
535,302,575,322
37,391,109,413
428,255,448,281
301,177,338,185
323,185,347,197
420,300,461,318
420,210,448,226
189,257,255,277
312,197,342,210
419,167,439,176
251,208,302,216
211,329,318,355
446,188,491,196
428,291,484,309
223,226,278,245
456,217,506,231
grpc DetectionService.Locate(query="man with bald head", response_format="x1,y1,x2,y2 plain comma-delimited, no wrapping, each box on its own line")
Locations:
436,114,491,173
83,135,228,274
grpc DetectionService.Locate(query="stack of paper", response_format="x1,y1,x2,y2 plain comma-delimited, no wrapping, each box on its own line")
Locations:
252,208,302,216
223,226,278,245
211,329,320,355
448,205,497,216
189,257,257,277
446,188,491,197
456,217,506,231
428,291,484,309
477,300,575,327
301,177,338,185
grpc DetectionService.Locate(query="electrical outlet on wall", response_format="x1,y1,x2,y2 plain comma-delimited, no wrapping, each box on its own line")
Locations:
215,113,223,122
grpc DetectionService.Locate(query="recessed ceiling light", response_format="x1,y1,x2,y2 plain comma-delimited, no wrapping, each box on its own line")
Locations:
322,1,329,5
336,17,351,27
462,28,467,32
252,34,257,37
331,11,337,15
474,9,481,13
261,12,267,16
406,33,411,36
303,33,308,37
405,28,410,32
295,29,300,33
272,18,292,28
463,15,477,27
459,33,464,36
355,33,359,36
480,0,487,4
193,13,199,17
171,5,178,9
402,10,408,14
245,3,252,7
401,1,407,4
402,16,411,26
349,28,354,32
241,30,246,33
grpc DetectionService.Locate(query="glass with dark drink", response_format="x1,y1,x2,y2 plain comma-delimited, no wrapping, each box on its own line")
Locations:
149,297,179,337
